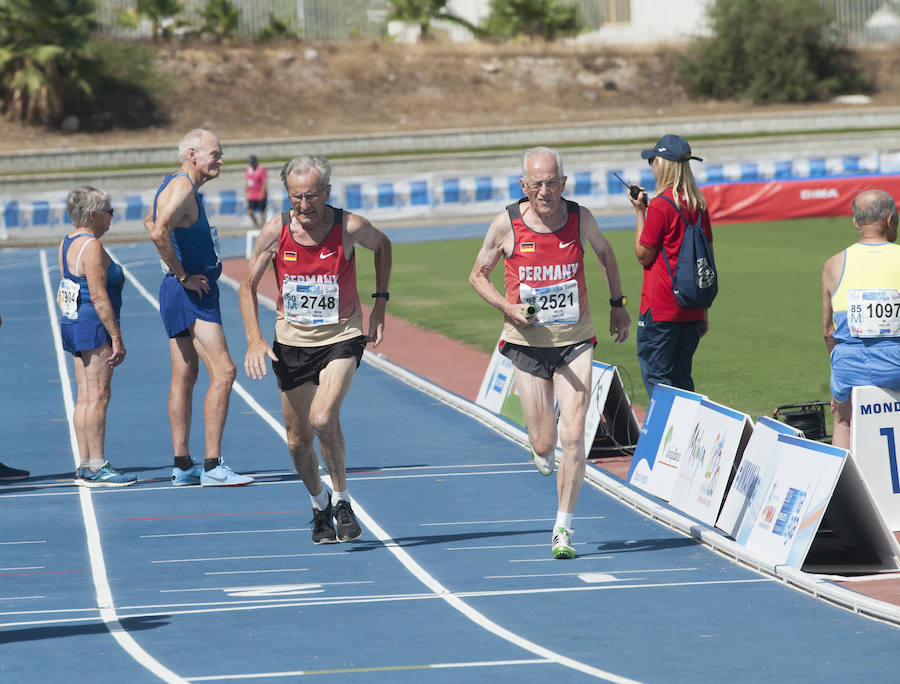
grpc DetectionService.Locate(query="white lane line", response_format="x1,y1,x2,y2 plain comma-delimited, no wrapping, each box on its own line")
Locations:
41,249,185,684
0,540,47,545
153,552,349,564
0,577,773,630
140,528,308,539
213,274,642,683
421,515,605,526
487,567,700,579
160,580,372,594
0,596,47,602
183,658,552,681
0,566,45,571
509,557,612,563
203,568,310,576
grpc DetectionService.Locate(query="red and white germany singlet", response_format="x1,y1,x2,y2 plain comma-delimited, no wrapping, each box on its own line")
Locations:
273,208,363,347
503,199,593,347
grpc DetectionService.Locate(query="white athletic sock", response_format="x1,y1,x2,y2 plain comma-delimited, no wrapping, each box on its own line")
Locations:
310,489,330,511
555,511,573,530
88,458,106,471
331,489,350,506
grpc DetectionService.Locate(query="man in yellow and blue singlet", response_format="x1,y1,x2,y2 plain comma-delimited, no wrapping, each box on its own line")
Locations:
822,189,900,449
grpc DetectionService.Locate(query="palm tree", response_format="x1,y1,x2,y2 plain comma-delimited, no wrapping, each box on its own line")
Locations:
201,0,241,43
481,0,583,41
0,0,99,125
136,0,185,42
388,0,480,41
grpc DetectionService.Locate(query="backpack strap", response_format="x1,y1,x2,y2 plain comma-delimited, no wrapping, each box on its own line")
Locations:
657,194,692,226
656,195,686,292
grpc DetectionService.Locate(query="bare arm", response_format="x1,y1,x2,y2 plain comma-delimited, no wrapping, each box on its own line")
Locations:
144,176,209,295
238,216,282,379
81,240,125,367
581,207,631,343
469,212,532,328
346,213,392,347
822,252,843,354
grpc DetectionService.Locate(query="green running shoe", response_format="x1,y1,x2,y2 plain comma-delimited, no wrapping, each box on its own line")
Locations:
551,526,576,559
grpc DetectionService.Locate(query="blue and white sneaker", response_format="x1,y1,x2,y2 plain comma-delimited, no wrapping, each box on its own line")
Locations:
75,462,137,488
171,464,203,487
200,460,254,487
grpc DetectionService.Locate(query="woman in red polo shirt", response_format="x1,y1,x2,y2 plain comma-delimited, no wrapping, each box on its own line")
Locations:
628,134,713,400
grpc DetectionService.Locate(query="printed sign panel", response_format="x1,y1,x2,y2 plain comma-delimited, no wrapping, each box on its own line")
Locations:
668,399,753,525
717,416,801,538
739,435,846,568
851,386,900,531
627,384,705,501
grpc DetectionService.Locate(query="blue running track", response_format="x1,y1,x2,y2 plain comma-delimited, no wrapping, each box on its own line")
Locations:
2,240,900,683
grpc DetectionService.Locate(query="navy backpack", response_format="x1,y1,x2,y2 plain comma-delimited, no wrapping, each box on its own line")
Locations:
658,195,718,309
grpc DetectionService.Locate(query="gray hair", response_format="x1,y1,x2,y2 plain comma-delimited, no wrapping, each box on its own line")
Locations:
522,146,564,179
177,128,217,162
66,185,110,226
281,155,332,189
852,189,898,227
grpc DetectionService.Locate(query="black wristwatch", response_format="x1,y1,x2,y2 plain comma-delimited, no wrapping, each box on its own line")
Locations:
610,296,627,307
371,292,390,301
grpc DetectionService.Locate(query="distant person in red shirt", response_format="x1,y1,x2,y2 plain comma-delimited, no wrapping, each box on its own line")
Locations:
246,154,268,228
628,134,712,401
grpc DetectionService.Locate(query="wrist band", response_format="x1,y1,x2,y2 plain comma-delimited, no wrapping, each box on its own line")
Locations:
371,292,390,301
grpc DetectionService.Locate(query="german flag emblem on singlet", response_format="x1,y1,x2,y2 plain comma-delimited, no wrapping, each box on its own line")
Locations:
283,251,297,262
520,242,535,253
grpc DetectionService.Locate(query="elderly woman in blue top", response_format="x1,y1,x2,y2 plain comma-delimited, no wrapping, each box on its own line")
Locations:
57,186,137,487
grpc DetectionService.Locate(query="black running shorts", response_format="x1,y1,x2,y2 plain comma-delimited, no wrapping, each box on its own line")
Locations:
272,335,367,391
499,338,595,380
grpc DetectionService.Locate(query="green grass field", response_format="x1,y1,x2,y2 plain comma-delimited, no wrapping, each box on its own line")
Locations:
355,215,856,423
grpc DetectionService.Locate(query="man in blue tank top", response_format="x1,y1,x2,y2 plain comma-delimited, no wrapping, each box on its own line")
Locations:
822,189,900,449
146,129,253,487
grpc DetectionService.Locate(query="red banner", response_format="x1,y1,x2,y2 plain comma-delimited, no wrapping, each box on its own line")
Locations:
703,175,900,224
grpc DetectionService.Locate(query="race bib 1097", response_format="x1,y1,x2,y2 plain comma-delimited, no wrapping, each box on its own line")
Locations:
848,288,900,338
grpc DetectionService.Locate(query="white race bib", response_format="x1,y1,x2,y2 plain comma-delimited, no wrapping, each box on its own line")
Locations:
57,278,80,320
520,279,579,326
848,289,900,338
283,279,339,325
210,225,222,264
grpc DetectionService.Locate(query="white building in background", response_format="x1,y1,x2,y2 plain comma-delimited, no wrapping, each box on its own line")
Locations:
92,0,900,46
389,0,710,45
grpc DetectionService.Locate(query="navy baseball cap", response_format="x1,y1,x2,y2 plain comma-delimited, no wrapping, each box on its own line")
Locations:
249,154,258,163
640,134,703,163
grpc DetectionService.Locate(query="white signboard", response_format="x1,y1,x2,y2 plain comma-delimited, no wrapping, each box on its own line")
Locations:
851,386,900,531
668,399,753,525
627,384,705,501
739,435,846,568
717,416,801,538
475,339,515,414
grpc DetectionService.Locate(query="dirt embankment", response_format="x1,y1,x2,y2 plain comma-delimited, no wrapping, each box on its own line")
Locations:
6,41,900,152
